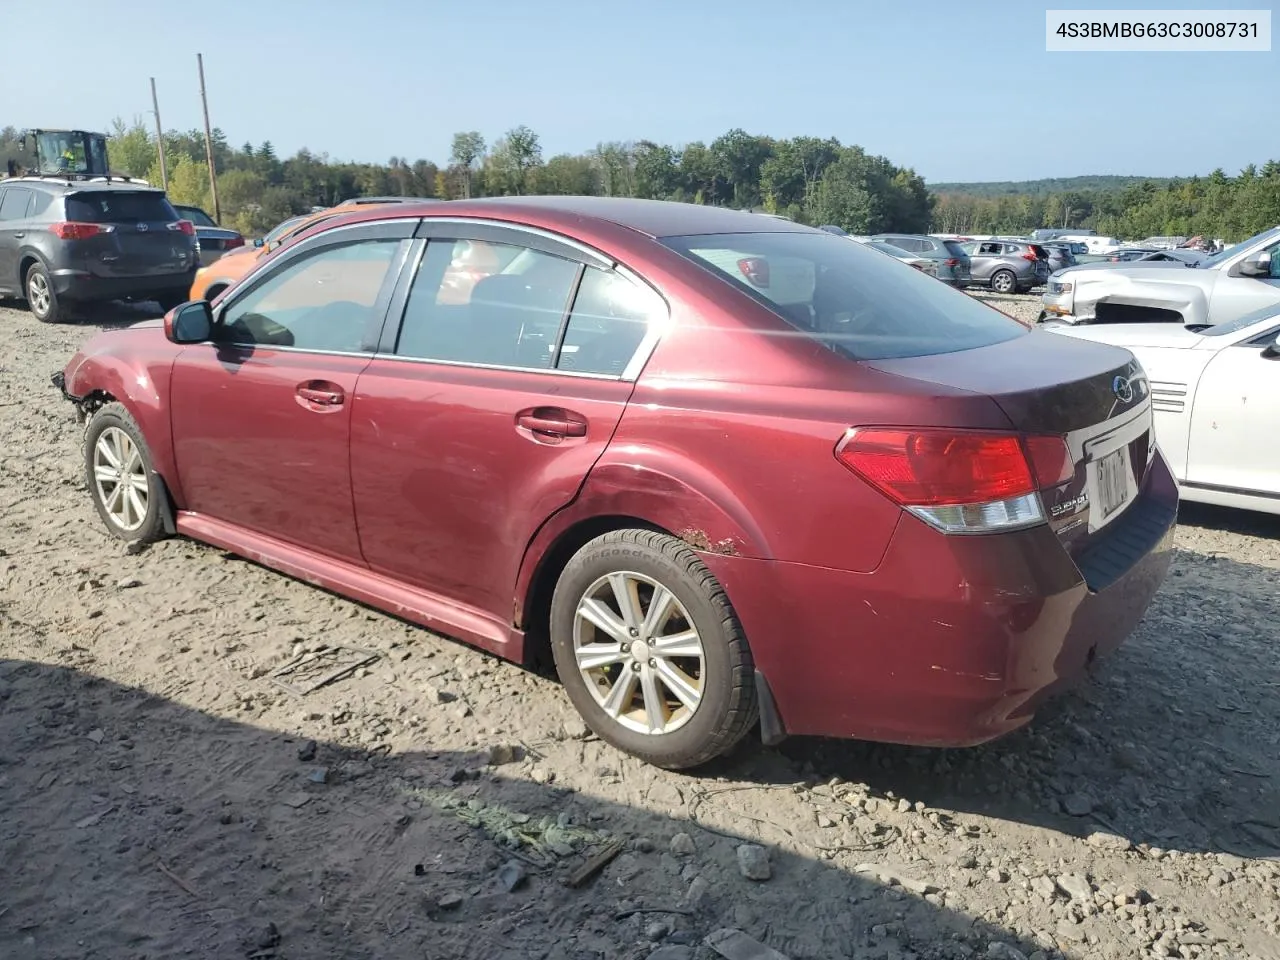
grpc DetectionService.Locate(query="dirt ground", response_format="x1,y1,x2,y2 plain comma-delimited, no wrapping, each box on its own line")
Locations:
1,295,1278,960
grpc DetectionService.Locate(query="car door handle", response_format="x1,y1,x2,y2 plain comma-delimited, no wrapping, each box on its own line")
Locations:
516,408,588,438
11,232,23,239
296,383,345,406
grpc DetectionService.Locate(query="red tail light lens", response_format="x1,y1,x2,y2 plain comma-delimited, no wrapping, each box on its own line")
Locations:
944,258,960,266
835,428,1074,534
225,235,245,248
737,257,770,287
836,428,1033,506
48,221,109,240
168,220,196,236
1022,251,1039,262
1024,435,1073,487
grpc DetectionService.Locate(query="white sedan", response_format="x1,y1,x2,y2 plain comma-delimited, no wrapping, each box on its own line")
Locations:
1046,308,1280,516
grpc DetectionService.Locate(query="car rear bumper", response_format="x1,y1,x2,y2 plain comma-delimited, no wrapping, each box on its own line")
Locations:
50,268,197,302
703,449,1178,747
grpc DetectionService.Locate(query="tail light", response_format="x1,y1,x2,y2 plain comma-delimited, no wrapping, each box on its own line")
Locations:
225,236,245,249
835,427,1073,534
1022,251,1039,262
737,257,770,287
168,220,196,236
48,221,112,240
944,258,960,267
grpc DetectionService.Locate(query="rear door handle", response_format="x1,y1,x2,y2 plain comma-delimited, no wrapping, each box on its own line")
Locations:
516,408,588,439
11,232,23,239
296,381,345,407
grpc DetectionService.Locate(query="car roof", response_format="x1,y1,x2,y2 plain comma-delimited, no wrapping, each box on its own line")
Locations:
1,176,161,194
290,196,819,244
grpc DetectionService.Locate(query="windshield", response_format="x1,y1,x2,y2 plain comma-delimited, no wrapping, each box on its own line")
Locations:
660,231,1028,362
1199,225,1280,269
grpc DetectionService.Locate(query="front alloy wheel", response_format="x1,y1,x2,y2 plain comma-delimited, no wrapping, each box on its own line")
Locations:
92,426,150,532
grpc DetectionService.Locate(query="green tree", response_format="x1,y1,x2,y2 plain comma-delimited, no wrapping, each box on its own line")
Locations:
449,131,486,198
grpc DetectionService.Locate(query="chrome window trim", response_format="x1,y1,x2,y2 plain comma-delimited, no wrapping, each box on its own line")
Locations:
415,216,615,268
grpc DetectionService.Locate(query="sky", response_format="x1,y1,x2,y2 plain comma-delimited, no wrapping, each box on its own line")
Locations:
1,0,1275,184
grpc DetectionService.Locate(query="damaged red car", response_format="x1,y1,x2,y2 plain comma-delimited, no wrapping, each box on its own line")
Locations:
54,197,1177,769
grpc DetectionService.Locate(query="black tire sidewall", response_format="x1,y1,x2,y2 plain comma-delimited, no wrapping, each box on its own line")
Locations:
83,406,163,542
550,536,743,767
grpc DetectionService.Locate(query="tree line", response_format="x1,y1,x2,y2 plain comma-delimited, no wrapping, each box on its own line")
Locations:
934,164,1280,241
2,120,933,238
2,121,1277,242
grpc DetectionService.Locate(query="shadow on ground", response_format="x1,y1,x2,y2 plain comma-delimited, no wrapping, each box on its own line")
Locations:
0,657,1053,960
0,297,164,328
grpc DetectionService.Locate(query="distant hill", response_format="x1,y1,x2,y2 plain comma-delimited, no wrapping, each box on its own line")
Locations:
930,175,1173,197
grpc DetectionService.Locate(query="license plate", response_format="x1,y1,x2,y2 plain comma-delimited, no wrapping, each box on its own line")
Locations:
1095,448,1131,522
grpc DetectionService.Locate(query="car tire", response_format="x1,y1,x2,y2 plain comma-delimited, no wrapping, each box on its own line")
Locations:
990,270,1016,295
25,262,61,323
549,529,759,770
83,402,166,544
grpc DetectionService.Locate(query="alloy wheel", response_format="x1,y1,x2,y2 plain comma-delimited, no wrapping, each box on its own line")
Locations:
92,426,149,531
27,271,51,316
572,571,706,735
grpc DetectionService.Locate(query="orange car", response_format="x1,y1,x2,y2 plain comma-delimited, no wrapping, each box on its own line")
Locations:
189,199,436,301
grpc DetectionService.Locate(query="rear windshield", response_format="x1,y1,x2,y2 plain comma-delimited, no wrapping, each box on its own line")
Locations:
661,231,1028,361
942,240,969,259
175,206,217,227
66,191,179,224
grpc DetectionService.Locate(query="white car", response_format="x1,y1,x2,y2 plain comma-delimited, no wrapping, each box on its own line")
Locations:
1046,308,1280,515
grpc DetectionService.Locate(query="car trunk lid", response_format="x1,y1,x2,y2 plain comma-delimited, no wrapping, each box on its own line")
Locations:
865,329,1154,557
63,190,196,278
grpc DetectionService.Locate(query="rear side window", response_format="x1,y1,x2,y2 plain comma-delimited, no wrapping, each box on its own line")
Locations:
66,191,179,223
395,239,580,370
557,267,662,376
661,231,1028,361
0,188,32,220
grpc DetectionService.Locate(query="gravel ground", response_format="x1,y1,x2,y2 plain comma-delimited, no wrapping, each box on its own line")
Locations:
1,297,1278,960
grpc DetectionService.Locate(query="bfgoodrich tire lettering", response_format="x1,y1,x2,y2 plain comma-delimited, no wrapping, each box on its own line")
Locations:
549,529,758,769
82,402,166,543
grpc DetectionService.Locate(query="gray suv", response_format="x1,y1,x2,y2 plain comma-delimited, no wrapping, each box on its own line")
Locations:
870,234,971,286
0,177,198,323
959,240,1050,294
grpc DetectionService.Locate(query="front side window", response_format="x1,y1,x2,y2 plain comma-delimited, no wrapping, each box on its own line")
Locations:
219,239,400,351
662,230,1028,362
395,239,580,369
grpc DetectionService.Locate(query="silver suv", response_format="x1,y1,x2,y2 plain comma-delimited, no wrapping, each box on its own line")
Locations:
960,240,1050,294
871,234,971,286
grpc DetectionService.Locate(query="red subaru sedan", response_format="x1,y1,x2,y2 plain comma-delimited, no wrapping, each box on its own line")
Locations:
53,197,1177,769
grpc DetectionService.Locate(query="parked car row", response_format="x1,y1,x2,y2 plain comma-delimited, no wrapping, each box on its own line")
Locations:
53,196,1178,770
854,234,1060,293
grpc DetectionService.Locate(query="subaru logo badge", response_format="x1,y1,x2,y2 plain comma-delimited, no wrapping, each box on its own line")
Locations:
137,222,149,232
1112,375,1134,403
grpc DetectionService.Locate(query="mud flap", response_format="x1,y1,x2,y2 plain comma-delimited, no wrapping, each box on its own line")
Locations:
754,669,787,747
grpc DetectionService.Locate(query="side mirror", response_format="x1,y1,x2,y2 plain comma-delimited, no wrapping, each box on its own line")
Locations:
164,300,213,344
1263,332,1280,360
253,238,264,248
1238,250,1272,277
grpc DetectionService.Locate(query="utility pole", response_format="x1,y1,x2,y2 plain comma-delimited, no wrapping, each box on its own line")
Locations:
196,53,221,223
149,77,168,191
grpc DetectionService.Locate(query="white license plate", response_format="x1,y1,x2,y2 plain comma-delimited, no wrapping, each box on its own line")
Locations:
1095,448,1131,522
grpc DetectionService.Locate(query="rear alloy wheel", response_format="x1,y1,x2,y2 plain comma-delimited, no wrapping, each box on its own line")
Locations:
990,269,1016,295
83,402,165,543
550,530,758,769
25,263,61,323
